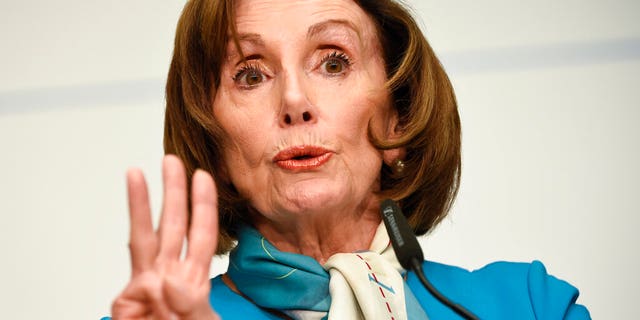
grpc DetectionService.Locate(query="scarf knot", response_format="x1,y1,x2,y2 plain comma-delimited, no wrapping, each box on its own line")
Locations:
227,224,428,320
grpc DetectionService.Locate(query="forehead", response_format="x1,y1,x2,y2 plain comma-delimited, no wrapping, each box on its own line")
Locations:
233,0,379,42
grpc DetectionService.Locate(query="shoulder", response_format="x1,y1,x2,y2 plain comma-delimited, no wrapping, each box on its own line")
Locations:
408,260,591,319
209,275,281,320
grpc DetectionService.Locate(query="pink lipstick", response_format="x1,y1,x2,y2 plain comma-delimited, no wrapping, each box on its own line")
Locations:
273,146,333,171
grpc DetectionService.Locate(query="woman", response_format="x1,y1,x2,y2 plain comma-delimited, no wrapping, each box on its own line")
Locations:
110,0,590,319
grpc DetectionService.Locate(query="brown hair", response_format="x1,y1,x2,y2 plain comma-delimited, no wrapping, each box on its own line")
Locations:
164,0,460,254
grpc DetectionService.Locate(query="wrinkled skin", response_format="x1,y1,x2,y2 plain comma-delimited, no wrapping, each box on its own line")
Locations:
111,0,401,318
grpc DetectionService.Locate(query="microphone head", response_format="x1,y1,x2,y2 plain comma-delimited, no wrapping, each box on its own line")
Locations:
380,199,424,270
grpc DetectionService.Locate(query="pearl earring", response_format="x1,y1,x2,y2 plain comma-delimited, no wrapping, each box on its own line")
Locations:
393,159,405,174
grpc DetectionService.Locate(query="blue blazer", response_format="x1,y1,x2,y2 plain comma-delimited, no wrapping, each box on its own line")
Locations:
208,260,590,319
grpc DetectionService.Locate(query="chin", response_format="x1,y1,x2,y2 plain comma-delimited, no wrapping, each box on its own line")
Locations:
279,179,352,213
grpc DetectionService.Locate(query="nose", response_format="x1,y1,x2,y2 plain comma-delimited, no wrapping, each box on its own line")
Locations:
279,70,317,127
283,111,313,125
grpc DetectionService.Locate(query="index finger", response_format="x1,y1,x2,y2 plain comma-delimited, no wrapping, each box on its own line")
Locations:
186,169,219,267
126,168,158,276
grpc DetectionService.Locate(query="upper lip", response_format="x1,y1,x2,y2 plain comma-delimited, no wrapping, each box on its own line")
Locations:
272,145,332,162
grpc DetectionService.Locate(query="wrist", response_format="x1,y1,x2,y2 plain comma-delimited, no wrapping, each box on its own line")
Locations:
182,304,219,320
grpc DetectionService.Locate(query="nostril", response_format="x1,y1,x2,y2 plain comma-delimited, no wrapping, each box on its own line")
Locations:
284,114,292,124
302,111,311,121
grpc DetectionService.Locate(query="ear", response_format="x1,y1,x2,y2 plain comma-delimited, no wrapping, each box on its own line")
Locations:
383,146,406,167
381,107,406,166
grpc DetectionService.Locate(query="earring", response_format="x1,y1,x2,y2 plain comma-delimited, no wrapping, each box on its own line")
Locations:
393,159,405,174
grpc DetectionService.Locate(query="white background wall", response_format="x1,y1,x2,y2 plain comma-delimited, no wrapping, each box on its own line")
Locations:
0,0,638,318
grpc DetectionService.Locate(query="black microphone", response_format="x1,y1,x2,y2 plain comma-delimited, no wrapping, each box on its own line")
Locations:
380,199,424,268
380,199,479,320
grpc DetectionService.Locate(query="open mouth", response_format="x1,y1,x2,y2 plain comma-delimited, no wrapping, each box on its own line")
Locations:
273,146,333,171
292,155,314,160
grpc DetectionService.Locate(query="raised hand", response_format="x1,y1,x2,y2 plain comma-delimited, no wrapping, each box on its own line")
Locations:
111,155,220,320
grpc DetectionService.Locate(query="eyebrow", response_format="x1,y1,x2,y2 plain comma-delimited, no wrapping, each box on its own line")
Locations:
234,19,359,47
235,32,265,47
230,19,360,65
307,19,360,40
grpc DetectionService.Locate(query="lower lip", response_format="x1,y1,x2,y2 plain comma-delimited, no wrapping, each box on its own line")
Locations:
275,152,333,171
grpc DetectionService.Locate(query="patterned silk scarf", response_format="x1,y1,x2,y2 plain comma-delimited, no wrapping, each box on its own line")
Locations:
227,223,429,320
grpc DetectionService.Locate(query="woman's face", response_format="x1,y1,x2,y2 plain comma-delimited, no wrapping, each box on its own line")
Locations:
213,0,396,219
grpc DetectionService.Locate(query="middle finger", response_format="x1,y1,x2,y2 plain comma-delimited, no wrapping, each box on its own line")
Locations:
157,154,189,262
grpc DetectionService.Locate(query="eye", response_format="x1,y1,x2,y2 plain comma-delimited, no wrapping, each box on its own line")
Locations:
320,51,352,75
233,64,266,87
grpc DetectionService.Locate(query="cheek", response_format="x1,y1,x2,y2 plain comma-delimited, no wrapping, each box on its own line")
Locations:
213,91,273,167
319,83,390,142
307,30,387,124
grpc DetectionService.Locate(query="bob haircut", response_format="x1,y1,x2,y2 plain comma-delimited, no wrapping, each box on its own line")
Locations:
164,0,461,254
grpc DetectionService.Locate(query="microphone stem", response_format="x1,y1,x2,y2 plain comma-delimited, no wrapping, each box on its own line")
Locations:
410,258,479,320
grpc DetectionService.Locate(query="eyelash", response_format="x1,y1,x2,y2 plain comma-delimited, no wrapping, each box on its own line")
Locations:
230,50,353,87
320,51,352,71
232,63,263,83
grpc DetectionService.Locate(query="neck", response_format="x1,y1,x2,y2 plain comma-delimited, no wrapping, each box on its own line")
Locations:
251,196,382,265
